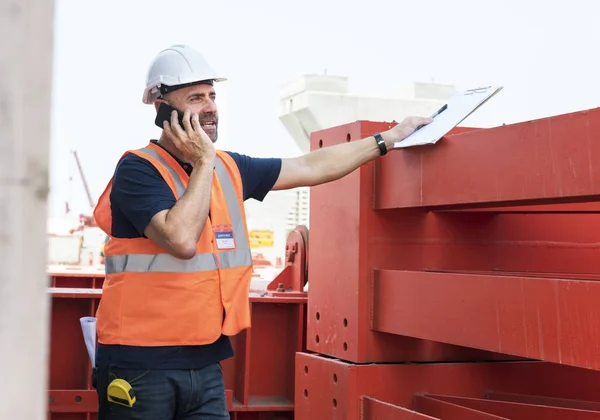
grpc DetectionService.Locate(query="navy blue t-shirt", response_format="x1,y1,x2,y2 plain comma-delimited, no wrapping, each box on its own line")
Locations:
95,140,282,370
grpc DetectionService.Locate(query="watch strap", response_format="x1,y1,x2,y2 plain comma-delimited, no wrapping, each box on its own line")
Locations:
373,133,387,156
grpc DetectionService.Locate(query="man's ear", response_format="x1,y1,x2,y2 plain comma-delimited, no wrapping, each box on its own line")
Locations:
154,97,172,111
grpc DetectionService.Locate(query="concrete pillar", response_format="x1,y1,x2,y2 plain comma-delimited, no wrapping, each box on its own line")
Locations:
0,0,55,418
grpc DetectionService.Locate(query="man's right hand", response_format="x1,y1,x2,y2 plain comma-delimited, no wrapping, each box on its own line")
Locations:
146,107,216,259
163,109,216,166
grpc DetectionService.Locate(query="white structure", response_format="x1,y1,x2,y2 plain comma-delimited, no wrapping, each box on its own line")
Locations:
278,74,455,153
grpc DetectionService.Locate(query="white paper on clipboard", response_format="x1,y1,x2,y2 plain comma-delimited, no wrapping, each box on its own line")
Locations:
394,85,503,149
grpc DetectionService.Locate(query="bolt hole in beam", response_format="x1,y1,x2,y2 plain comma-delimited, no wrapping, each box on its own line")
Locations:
318,133,351,147
47,391,97,413
316,311,320,320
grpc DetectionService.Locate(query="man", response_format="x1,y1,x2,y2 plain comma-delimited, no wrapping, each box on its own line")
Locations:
92,44,431,419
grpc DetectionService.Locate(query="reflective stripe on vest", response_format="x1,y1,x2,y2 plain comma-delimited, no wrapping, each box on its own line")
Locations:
106,253,218,273
104,148,252,274
141,146,186,198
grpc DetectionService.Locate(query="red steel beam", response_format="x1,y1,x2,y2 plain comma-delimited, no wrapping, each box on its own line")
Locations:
372,269,600,370
428,394,600,419
47,390,97,413
361,397,438,419
296,352,600,420
486,391,600,412
375,107,600,210
427,269,600,281
414,395,508,419
307,116,600,368
439,202,600,213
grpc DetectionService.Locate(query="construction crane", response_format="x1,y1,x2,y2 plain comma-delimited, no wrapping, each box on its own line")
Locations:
69,149,97,232
70,149,95,211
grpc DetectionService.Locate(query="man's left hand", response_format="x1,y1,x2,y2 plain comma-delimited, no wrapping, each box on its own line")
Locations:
381,116,433,150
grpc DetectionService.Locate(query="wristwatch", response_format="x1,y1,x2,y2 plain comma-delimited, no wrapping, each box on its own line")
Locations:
372,133,387,156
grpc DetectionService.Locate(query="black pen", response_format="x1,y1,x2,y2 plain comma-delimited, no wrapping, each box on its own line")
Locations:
414,103,448,132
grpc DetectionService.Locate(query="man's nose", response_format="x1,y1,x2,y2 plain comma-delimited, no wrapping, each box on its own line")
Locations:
204,99,217,114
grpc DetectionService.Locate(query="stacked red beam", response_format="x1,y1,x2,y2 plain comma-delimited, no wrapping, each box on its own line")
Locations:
296,108,600,419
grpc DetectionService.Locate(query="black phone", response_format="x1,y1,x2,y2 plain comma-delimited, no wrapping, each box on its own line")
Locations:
154,102,185,129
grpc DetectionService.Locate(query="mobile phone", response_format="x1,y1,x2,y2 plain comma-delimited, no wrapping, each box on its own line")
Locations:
154,102,185,129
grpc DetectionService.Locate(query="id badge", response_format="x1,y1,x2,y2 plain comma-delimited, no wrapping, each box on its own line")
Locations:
215,229,236,250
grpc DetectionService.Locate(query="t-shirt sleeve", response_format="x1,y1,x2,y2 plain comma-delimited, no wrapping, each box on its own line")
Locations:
225,152,282,201
110,154,177,236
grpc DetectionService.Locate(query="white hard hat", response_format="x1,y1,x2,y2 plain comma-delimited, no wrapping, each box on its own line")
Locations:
142,44,226,104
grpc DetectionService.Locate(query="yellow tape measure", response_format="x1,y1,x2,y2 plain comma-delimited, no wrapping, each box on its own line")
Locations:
107,378,136,407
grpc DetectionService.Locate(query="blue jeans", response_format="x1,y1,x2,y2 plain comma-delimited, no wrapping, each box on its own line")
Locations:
95,363,229,419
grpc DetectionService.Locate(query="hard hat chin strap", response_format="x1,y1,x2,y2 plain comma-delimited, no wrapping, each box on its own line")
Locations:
159,79,215,97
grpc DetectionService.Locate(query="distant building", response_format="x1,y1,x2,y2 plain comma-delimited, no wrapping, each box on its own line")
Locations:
285,187,310,232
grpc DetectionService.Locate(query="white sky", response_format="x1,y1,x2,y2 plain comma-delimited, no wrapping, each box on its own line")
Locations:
49,0,600,218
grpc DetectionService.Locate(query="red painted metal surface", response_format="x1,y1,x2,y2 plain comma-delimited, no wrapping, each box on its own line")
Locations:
361,397,437,419
372,269,600,370
307,121,518,363
47,227,308,419
306,114,600,366
375,108,600,210
301,111,600,417
267,225,308,296
295,352,600,420
424,394,600,419
485,391,600,411
415,396,509,419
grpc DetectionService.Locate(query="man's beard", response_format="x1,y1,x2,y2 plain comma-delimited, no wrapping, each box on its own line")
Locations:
198,114,218,142
204,125,218,143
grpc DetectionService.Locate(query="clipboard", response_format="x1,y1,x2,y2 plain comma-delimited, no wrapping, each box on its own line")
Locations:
394,85,503,149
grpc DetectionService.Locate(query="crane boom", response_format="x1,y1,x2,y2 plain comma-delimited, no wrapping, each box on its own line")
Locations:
70,149,95,211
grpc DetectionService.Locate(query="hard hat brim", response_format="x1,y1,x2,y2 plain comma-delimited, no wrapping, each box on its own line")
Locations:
142,77,227,104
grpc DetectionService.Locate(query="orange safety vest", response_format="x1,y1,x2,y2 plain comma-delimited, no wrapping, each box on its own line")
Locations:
93,141,253,347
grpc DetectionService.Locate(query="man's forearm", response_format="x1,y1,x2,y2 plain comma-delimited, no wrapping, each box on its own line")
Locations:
162,162,213,254
302,135,382,185
274,116,429,191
